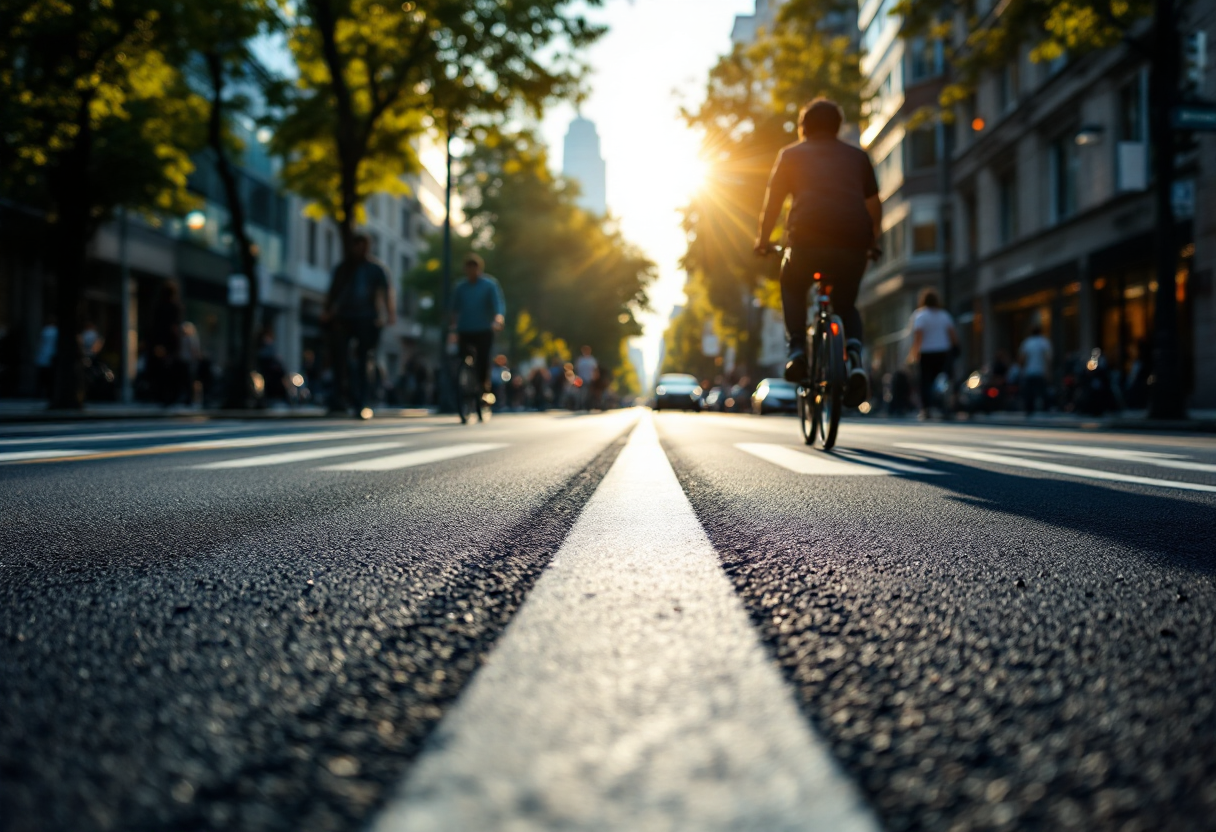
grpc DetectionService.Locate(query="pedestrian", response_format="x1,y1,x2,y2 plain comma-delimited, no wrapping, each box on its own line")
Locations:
180,321,202,406
35,316,58,400
575,345,598,411
907,289,957,420
1018,324,1053,416
323,232,396,417
147,282,184,406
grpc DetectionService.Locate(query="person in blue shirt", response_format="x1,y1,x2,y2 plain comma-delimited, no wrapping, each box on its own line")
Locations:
449,253,506,396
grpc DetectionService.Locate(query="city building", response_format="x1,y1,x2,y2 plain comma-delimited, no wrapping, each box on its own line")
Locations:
854,0,949,374
946,7,1215,406
562,116,608,216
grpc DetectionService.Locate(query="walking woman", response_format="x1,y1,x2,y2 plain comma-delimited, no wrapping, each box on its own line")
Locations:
907,289,958,419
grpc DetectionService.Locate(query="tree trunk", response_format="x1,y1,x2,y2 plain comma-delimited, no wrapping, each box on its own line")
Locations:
309,0,359,260
1147,0,1186,419
205,51,262,409
48,100,96,410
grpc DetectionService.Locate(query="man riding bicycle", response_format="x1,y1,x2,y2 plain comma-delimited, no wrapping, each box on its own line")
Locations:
448,253,506,396
754,97,882,408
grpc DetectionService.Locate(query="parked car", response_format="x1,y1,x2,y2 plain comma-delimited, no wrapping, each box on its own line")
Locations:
752,377,798,415
653,373,703,412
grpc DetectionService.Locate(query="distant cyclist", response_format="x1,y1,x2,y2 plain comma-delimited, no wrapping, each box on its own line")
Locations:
754,97,882,408
448,253,506,394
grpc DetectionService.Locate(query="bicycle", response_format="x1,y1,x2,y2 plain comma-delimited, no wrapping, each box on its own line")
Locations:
760,245,847,450
453,342,487,425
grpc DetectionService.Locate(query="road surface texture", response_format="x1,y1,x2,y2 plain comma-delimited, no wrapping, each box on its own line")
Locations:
1,410,1213,832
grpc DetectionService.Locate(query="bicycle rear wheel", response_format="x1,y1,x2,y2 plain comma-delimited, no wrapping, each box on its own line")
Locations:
813,316,845,450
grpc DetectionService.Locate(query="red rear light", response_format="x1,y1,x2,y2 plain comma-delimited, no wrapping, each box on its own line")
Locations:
830,322,840,336
987,388,999,398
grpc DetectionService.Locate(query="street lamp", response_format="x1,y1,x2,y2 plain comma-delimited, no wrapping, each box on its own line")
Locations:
1074,125,1105,146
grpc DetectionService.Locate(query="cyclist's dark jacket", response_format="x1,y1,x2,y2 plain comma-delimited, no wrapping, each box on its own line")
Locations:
764,137,879,249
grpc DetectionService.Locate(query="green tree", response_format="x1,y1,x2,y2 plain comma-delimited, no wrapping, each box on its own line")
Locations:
0,0,205,408
680,0,863,367
407,131,655,386
275,0,603,258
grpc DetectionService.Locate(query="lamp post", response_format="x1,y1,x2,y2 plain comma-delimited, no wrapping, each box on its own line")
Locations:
437,112,456,412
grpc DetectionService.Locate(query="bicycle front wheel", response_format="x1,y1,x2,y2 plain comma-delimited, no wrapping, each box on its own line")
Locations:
814,316,845,450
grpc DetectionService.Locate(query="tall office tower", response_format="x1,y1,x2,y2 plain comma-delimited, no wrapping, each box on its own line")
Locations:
562,116,608,216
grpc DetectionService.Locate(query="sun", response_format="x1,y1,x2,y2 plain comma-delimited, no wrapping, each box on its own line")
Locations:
669,153,711,202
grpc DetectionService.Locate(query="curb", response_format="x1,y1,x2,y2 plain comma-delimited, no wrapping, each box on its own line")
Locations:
0,406,438,424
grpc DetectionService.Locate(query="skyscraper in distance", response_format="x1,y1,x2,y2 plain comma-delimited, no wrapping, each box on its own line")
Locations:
562,116,607,216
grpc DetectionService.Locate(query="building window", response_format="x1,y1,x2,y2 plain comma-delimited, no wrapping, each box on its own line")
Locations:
963,192,978,261
306,219,317,266
325,228,335,268
370,233,381,258
998,60,1019,113
874,144,903,193
1118,72,1146,142
998,169,1018,245
861,0,899,56
400,254,413,280
1049,133,1079,223
908,37,942,82
401,203,412,239
878,217,907,265
907,127,938,170
911,204,939,254
368,194,380,218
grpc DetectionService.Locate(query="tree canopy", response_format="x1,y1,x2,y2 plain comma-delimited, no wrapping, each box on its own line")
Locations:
275,0,604,253
409,130,655,382
668,0,862,373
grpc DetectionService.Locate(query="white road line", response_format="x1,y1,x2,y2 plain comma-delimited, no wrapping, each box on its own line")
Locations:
190,441,409,469
318,442,505,472
0,449,93,463
898,443,1216,493
374,415,878,832
0,427,231,447
994,440,1216,472
737,442,890,476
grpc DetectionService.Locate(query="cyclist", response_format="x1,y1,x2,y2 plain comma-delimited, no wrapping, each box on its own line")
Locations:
448,253,506,397
754,97,882,408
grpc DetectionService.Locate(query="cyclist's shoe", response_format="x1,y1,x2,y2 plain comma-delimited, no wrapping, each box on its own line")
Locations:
844,342,868,408
784,348,808,384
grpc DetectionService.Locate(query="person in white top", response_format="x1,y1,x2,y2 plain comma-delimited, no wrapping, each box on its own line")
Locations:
907,289,958,419
1018,324,1053,415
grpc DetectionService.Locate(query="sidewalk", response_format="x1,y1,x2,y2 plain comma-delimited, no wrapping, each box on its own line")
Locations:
0,399,437,423
860,408,1216,433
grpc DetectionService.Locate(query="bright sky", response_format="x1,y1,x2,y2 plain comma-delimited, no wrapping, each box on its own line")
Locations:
539,0,755,384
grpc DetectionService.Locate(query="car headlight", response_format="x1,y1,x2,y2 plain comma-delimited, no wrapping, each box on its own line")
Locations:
755,388,768,400
692,386,702,396
655,385,666,395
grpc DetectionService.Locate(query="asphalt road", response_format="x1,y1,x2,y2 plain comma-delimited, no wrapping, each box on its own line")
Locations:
2,410,1213,832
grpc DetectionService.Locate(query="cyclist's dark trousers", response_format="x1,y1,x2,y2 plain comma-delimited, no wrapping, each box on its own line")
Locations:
458,330,493,391
329,318,380,410
780,246,868,350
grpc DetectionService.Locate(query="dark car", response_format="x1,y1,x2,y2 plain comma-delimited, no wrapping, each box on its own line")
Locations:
653,373,703,412
752,377,798,415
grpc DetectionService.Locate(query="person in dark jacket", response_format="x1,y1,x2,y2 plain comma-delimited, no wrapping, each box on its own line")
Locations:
323,232,396,416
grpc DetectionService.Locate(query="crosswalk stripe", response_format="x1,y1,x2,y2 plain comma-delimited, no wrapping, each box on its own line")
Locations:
737,442,890,476
898,443,1216,493
833,448,942,475
374,415,878,832
318,442,506,472
0,449,93,463
994,441,1216,473
0,427,231,447
190,442,410,469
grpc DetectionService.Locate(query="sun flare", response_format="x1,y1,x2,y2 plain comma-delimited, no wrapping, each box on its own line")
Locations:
669,153,711,202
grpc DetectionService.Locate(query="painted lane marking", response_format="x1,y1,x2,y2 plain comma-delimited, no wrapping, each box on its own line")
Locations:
374,415,879,832
0,449,93,463
318,442,506,472
0,427,231,447
190,441,410,469
994,441,1216,473
10,427,436,464
898,444,1216,493
737,442,940,476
